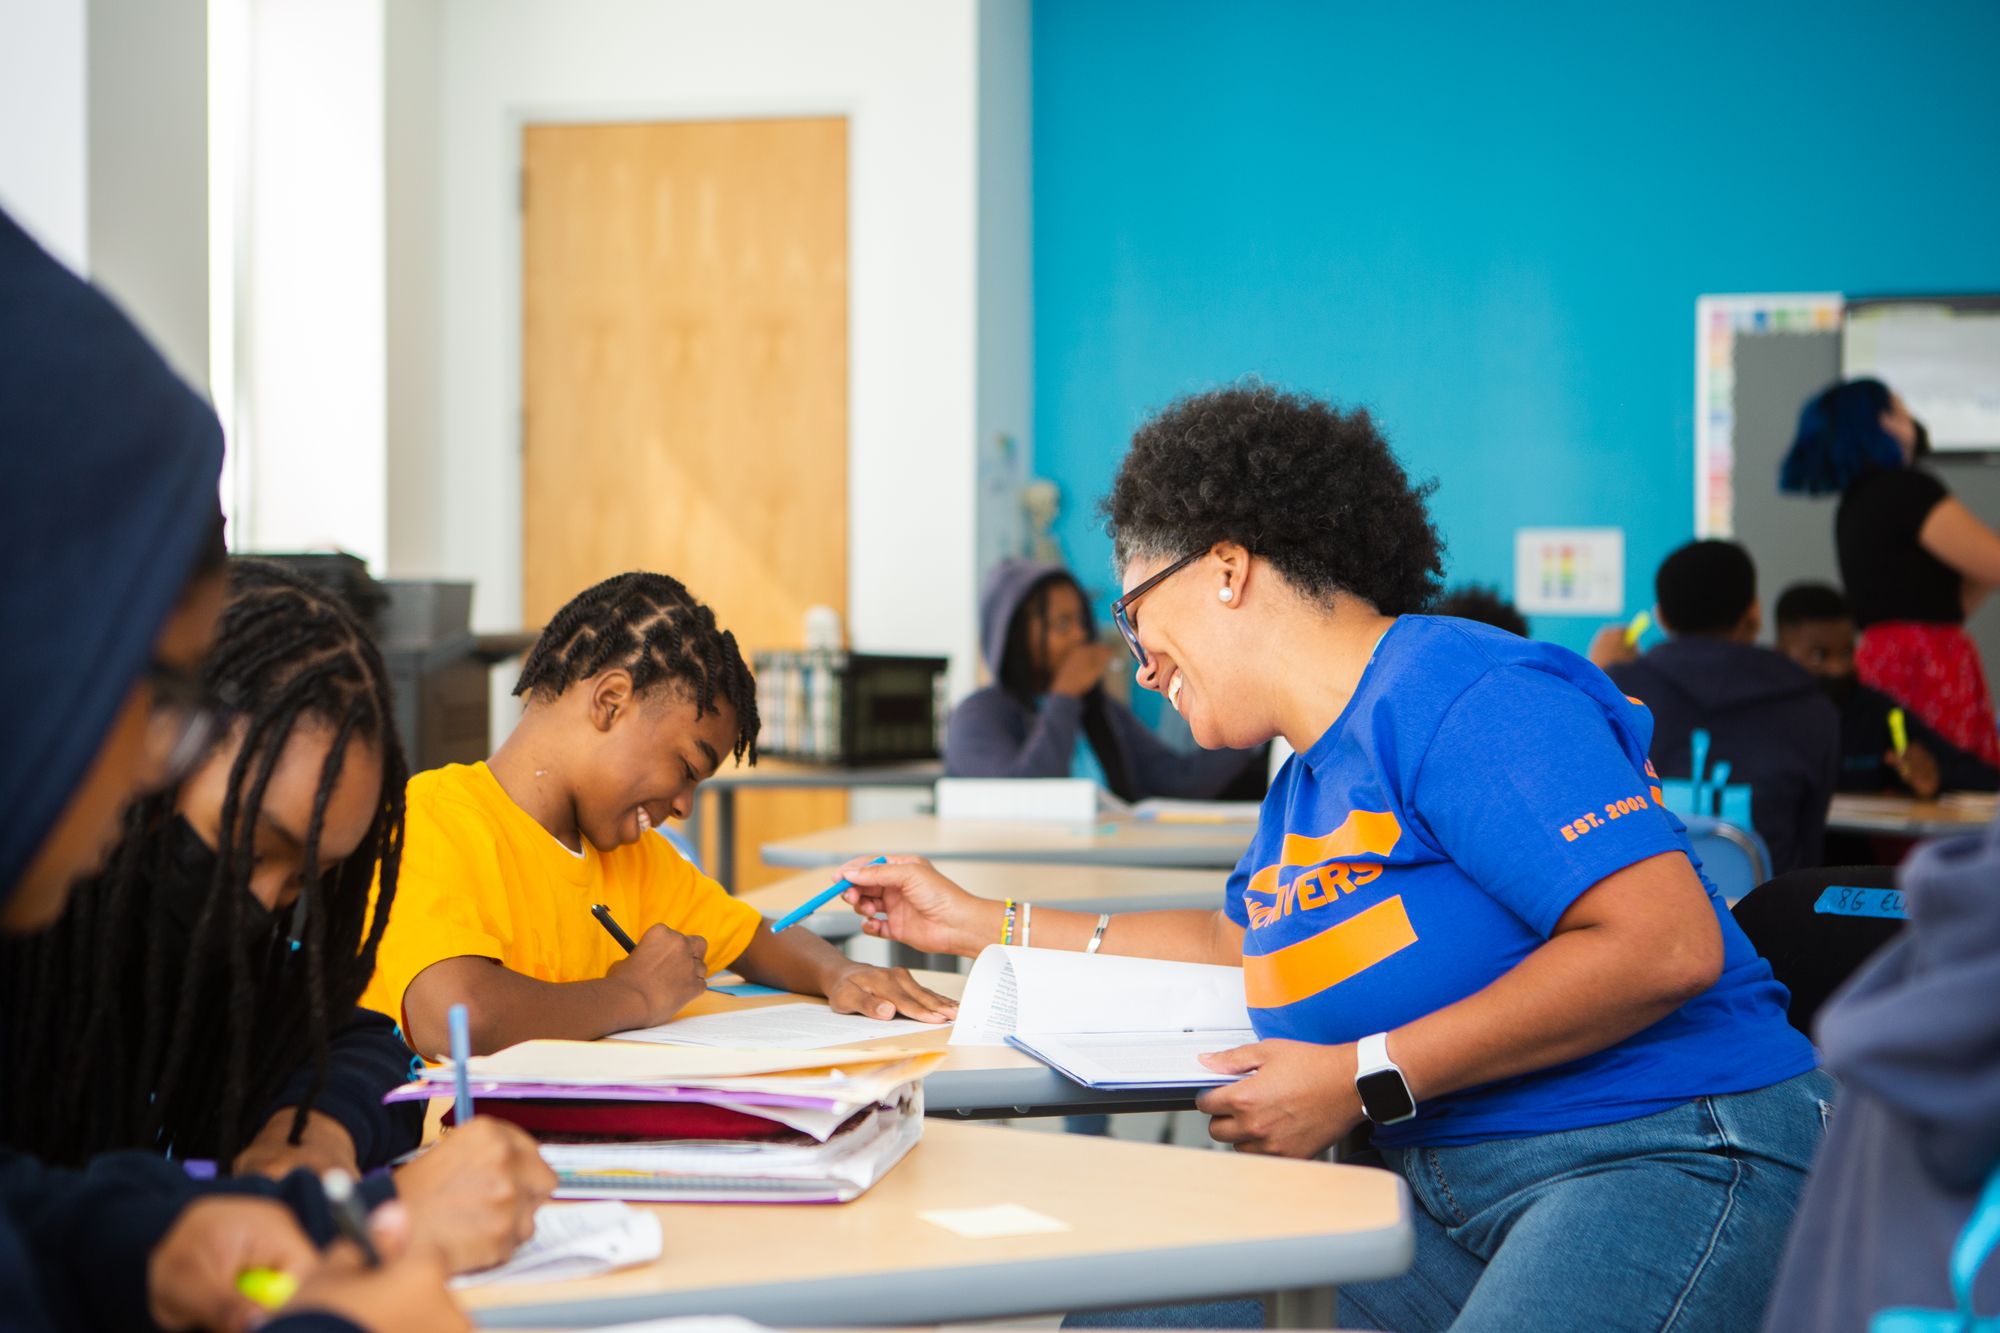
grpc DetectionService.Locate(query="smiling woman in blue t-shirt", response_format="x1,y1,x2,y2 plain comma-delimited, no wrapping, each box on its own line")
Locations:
840,384,1829,1332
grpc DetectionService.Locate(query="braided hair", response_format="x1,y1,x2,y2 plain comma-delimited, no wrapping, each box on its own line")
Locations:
0,559,407,1167
514,571,760,763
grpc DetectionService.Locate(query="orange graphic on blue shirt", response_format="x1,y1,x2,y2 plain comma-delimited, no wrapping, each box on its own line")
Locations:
1240,809,1418,1009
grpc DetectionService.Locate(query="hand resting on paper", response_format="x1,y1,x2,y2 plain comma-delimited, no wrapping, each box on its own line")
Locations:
1195,1038,1364,1160
824,961,958,1024
392,1117,557,1274
838,855,994,958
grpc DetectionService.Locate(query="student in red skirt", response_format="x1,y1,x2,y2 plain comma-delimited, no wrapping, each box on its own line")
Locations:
1782,377,2000,767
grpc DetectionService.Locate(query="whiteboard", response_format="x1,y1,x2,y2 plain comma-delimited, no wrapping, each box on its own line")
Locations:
1843,298,2000,452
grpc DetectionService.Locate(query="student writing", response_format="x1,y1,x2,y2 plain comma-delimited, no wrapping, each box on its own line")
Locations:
0,560,554,1277
361,571,955,1057
0,204,465,1332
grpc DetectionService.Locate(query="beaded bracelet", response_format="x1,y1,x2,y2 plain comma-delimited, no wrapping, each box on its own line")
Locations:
1001,898,1018,946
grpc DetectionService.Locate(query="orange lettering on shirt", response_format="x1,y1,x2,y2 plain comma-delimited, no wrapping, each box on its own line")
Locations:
1244,896,1420,1008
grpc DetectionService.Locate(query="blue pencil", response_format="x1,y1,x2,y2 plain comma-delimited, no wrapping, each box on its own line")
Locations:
771,856,888,933
447,1002,474,1125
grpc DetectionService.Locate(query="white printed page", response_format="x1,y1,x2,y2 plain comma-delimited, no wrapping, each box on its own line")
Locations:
451,1202,663,1288
1012,1029,1259,1088
949,946,1249,1046
609,1003,938,1050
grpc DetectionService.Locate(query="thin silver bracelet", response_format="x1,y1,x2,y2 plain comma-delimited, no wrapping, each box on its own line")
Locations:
1020,901,1033,949
1085,912,1111,955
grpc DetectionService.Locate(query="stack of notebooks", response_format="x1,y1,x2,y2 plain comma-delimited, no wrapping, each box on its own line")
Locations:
392,1043,940,1203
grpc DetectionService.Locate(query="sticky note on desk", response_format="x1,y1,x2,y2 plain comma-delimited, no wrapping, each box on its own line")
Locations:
919,1204,1071,1239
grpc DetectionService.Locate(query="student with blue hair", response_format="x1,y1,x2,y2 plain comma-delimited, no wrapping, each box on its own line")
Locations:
1782,378,2000,766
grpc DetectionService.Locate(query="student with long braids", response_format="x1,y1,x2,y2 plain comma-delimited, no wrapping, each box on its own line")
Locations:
362,571,958,1057
0,560,554,1276
0,205,465,1332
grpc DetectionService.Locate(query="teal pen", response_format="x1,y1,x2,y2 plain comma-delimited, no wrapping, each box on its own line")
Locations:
447,1002,473,1125
772,856,888,932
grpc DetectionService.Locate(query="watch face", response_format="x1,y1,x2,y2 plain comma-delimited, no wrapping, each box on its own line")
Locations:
1356,1068,1417,1124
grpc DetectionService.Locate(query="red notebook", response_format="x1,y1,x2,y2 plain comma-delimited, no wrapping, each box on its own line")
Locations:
445,1099,803,1142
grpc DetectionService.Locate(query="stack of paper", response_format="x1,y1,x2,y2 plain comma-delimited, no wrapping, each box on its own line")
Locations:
953,945,1254,1090
390,1044,940,1202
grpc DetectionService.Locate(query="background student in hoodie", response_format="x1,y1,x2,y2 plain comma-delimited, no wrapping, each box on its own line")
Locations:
947,560,1265,800
1594,539,1839,875
1773,581,1999,800
362,570,955,1058
0,205,463,1331
1762,817,2000,1329
0,560,554,1277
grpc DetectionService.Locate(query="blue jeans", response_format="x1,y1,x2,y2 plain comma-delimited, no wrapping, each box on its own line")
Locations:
1064,1070,1832,1332
1343,1069,1835,1332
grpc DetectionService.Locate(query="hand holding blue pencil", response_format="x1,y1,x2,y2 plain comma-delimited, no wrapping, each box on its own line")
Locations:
447,1002,474,1127
771,856,888,933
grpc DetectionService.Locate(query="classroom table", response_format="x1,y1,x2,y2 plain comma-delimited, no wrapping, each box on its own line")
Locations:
1826,791,1997,839
761,815,1257,873
689,761,943,888
742,859,1226,943
464,1118,1412,1329
687,971,1210,1119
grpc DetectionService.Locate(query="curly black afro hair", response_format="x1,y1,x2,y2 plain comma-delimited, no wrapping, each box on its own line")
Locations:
1434,583,1529,638
1102,383,1444,616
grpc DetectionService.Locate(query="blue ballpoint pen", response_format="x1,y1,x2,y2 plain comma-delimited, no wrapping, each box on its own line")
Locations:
771,856,889,933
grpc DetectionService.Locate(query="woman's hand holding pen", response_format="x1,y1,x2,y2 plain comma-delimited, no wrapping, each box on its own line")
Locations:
839,856,997,958
393,1117,555,1274
605,923,710,1026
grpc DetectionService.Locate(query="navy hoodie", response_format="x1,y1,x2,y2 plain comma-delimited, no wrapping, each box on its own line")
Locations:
1762,822,2000,1329
0,206,361,1332
1607,638,1840,876
946,561,1264,799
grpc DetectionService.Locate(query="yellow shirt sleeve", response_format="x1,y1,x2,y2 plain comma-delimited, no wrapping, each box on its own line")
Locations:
358,790,508,1030
630,835,762,972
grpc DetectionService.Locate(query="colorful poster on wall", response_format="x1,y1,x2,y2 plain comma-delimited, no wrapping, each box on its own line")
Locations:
1513,528,1625,616
1694,294,1844,537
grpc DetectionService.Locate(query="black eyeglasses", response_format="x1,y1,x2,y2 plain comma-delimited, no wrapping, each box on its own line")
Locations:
1109,550,1205,667
144,659,221,786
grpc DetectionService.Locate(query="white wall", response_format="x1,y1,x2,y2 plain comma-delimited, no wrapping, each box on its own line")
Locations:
238,0,388,563
0,0,88,271
383,0,445,576
411,0,1028,694
87,0,209,392
974,0,1034,585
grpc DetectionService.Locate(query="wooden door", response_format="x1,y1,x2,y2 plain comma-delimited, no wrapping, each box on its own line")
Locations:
522,118,849,889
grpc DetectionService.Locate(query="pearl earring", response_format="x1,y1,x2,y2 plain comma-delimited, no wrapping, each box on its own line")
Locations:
1218,587,1234,603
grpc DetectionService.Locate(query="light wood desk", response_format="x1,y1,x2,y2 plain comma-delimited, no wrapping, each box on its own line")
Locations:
464,1118,1412,1329
1827,792,1997,839
741,860,1224,943
688,972,1209,1119
762,816,1256,873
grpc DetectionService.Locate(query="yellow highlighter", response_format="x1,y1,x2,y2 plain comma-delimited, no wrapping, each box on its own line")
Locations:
236,1267,299,1312
1623,610,1653,647
1888,707,1909,759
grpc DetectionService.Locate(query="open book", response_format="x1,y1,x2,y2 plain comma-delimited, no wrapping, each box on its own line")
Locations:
950,945,1255,1089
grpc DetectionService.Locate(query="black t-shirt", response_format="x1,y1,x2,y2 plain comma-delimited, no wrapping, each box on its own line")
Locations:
1836,467,1961,626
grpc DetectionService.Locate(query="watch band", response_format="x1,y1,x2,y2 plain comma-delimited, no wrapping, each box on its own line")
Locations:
1354,1030,1417,1126
1356,1031,1393,1076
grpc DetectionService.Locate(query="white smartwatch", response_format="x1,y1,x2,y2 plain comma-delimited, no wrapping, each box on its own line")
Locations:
1354,1032,1417,1125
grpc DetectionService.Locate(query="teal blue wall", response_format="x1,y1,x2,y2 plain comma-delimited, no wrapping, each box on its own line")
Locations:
1032,0,2000,656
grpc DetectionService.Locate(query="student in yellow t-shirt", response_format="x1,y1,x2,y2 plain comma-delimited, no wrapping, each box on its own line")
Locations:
360,571,956,1057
